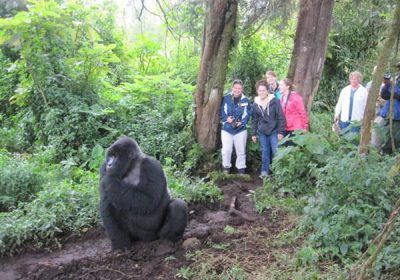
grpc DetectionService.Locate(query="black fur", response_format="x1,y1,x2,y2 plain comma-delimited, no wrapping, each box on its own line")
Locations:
99,136,188,250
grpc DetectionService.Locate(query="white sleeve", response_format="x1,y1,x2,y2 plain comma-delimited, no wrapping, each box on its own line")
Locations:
334,89,344,118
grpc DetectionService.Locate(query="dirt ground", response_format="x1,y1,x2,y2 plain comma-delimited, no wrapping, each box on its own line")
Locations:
0,175,298,280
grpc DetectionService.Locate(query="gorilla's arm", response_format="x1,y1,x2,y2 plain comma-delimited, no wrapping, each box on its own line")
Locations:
99,199,132,250
101,157,168,214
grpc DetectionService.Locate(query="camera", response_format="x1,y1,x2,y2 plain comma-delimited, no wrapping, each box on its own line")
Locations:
230,118,241,129
384,72,392,80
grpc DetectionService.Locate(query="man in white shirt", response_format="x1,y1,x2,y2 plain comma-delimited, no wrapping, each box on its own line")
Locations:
334,71,368,134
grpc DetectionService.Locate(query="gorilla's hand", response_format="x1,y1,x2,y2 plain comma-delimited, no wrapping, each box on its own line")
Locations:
100,175,122,197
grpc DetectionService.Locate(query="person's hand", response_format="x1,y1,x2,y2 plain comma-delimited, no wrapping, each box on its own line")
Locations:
227,116,234,123
334,116,339,123
302,129,308,133
236,121,242,127
278,134,284,141
251,135,257,143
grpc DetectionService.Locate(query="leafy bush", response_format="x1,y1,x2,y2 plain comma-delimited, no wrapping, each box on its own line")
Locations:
0,174,99,256
101,74,195,165
374,221,400,278
228,22,294,96
301,151,400,262
269,132,334,196
164,158,222,203
0,153,44,211
0,1,124,162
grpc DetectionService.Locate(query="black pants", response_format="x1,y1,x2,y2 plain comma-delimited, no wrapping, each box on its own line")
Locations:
382,120,400,154
281,130,295,147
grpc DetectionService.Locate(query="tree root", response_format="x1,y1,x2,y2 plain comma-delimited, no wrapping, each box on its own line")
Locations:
228,196,256,222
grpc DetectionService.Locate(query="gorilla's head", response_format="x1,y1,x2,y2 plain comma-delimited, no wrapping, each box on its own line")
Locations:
105,137,143,178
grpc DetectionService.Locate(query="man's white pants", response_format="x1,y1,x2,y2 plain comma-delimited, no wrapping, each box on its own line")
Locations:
221,129,247,169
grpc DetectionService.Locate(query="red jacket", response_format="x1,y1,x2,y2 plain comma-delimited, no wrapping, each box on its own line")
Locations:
280,91,309,131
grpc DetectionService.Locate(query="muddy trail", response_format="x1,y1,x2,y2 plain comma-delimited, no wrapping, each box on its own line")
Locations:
0,175,298,280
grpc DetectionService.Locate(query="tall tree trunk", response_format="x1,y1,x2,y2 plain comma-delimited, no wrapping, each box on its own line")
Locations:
194,0,237,152
287,0,334,112
358,3,400,154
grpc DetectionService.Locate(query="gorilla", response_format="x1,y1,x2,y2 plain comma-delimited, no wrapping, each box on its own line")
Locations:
99,136,188,250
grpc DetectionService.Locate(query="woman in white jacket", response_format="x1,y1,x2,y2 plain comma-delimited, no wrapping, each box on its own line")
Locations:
334,71,368,134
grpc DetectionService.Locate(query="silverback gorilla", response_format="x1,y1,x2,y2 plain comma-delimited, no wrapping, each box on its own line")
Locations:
99,136,188,250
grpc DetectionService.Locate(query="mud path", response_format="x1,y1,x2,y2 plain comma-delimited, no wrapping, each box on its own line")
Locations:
0,175,297,280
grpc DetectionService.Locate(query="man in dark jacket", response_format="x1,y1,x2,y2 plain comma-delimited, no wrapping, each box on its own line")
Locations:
379,62,400,153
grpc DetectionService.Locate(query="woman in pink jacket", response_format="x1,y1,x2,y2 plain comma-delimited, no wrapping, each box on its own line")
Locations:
279,78,309,142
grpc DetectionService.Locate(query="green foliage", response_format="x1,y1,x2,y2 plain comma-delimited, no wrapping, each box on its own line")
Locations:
228,21,294,95
253,181,307,214
88,144,104,170
0,0,124,161
296,247,320,268
254,112,400,276
0,1,200,166
374,220,400,278
176,266,193,280
182,143,207,174
223,225,236,235
0,152,44,211
103,74,195,164
0,50,18,118
169,39,200,84
164,158,222,204
228,35,267,94
0,125,27,152
0,173,99,256
129,34,167,75
223,265,246,280
269,132,333,196
316,0,394,109
301,151,400,262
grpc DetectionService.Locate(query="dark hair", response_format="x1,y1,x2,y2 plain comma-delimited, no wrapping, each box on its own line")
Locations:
232,79,244,86
282,78,293,91
255,79,268,90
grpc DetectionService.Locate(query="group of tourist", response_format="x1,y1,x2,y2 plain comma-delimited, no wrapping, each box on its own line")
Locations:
334,64,400,154
220,71,309,178
220,63,400,178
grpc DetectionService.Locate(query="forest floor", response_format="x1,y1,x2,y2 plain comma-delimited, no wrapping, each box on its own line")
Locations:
0,175,305,280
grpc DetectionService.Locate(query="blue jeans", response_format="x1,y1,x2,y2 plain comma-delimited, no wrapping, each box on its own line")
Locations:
339,121,361,134
258,132,278,174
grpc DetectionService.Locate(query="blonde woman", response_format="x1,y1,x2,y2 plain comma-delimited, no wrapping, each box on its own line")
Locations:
334,71,368,133
265,70,281,99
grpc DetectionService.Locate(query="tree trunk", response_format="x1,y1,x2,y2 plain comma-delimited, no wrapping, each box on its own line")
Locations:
358,3,400,154
287,0,334,112
194,0,238,152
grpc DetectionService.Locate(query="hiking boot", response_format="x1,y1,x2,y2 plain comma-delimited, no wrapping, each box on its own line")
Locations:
259,171,268,179
223,167,230,174
237,168,246,175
